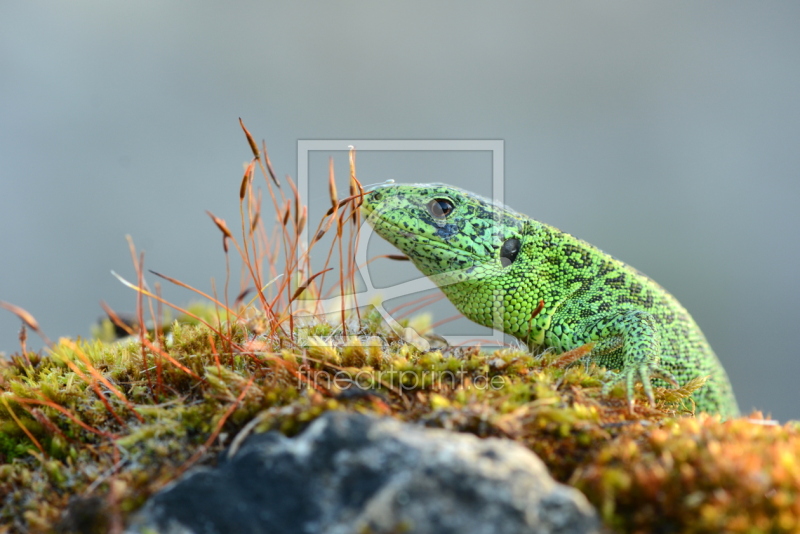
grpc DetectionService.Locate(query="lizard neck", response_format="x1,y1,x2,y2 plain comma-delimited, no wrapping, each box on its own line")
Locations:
439,220,584,347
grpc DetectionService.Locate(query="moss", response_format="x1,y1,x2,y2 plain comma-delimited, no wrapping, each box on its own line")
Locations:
0,317,737,531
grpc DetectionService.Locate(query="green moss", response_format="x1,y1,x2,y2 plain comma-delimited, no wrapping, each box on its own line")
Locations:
1,137,794,533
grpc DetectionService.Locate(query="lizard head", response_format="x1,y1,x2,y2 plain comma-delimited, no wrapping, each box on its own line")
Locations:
360,183,527,283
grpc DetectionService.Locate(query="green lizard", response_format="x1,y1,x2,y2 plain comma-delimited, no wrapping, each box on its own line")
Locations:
361,183,739,418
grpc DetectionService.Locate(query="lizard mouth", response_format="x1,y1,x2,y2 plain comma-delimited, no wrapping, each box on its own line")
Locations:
364,204,481,266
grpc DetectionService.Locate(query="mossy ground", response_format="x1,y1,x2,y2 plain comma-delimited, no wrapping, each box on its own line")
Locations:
3,308,797,534
2,127,798,533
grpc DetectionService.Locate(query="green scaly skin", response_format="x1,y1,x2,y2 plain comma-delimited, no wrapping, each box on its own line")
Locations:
361,183,739,418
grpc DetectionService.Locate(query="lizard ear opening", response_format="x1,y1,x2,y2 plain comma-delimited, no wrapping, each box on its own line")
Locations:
499,238,521,267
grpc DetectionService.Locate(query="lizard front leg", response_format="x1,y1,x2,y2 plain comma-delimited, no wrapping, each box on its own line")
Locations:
559,309,679,410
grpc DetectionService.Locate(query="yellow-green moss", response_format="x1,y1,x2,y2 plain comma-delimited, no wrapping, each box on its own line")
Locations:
4,314,797,532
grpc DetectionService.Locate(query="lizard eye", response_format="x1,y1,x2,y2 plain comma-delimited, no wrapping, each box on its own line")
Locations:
499,238,521,267
427,198,454,219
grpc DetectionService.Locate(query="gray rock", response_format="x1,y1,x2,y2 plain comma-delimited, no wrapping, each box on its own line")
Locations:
126,411,599,534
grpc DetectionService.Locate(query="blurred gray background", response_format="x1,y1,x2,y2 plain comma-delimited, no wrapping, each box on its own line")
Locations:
2,2,798,419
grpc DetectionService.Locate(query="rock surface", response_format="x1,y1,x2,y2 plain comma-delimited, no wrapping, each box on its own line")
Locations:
126,411,599,534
